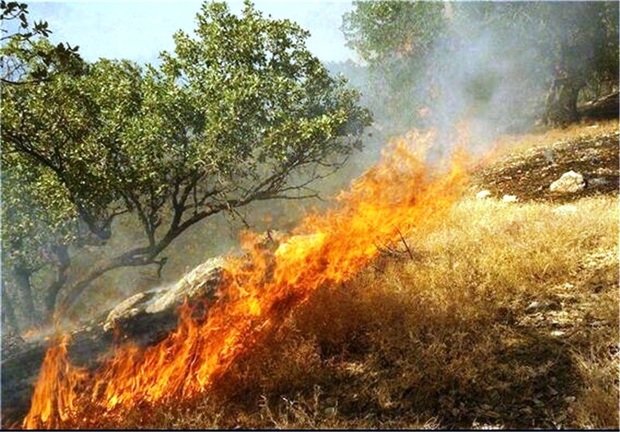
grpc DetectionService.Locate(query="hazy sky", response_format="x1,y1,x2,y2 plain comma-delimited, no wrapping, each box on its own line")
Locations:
25,0,357,65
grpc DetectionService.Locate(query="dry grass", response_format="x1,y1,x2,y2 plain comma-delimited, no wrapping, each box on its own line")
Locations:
81,121,620,430
117,192,618,429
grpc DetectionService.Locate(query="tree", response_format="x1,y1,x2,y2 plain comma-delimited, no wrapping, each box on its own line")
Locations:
342,1,619,129
342,1,446,134
1,1,371,328
2,58,144,329
536,2,619,124
1,1,85,332
0,0,82,84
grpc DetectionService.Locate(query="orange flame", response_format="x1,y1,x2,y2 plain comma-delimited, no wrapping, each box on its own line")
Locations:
23,130,471,428
22,335,88,429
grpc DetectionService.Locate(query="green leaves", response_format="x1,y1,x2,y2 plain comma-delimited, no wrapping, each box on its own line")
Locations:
1,2,82,85
157,1,370,184
2,1,371,318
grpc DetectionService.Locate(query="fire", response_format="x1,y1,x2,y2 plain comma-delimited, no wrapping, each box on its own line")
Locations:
22,335,88,429
23,130,471,428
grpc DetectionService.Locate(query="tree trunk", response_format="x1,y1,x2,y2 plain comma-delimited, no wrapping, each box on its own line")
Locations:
42,244,71,322
562,83,580,123
544,62,584,126
1,282,19,333
10,265,41,331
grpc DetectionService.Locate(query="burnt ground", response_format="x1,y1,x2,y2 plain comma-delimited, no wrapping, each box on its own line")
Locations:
471,128,619,203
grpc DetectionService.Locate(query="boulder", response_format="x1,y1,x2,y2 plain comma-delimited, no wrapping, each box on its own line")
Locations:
1,256,227,426
549,170,586,194
502,194,518,203
145,256,225,314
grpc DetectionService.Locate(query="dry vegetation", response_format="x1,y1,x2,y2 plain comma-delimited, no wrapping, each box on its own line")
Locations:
94,122,619,430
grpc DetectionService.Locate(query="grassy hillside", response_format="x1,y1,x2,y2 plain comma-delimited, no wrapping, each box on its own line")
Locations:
109,121,618,430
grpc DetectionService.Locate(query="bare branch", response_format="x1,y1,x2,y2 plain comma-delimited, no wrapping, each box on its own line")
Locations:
395,226,415,261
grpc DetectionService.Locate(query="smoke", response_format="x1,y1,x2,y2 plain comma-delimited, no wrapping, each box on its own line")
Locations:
419,6,548,155
334,2,594,164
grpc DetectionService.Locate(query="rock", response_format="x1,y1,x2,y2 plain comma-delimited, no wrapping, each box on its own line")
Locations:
324,407,337,417
103,292,149,332
476,190,492,200
543,149,556,164
502,194,518,202
2,255,228,427
549,170,585,194
588,177,609,187
146,256,225,314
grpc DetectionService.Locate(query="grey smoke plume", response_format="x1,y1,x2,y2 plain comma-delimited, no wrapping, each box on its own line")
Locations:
420,6,547,154
335,2,614,163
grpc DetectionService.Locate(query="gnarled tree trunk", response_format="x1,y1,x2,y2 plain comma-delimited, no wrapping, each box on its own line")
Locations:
544,77,582,126
7,264,41,332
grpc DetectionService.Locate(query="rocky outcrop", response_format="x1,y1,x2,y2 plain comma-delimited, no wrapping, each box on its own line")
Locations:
550,170,586,194
473,130,618,202
476,190,492,200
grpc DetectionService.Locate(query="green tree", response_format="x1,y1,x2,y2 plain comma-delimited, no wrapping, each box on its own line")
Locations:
1,1,371,328
0,1,82,84
1,1,85,331
536,2,619,123
342,1,446,134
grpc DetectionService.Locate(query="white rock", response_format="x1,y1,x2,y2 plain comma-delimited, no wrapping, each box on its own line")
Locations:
104,292,147,332
502,194,518,202
549,170,585,194
324,407,337,417
476,190,492,200
525,301,539,312
145,256,225,314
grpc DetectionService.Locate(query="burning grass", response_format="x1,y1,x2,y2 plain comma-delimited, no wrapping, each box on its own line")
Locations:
19,124,618,429
128,195,618,430
22,129,471,429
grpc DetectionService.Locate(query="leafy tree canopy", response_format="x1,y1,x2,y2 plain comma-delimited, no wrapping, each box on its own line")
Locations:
1,0,83,83
1,0,371,328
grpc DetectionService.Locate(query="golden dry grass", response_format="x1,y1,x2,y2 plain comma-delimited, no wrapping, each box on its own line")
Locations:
115,192,618,430
81,121,620,430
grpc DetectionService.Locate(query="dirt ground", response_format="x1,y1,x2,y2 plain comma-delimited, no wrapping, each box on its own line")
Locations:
472,127,619,203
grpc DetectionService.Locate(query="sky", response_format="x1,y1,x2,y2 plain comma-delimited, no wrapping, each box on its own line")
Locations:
24,0,358,66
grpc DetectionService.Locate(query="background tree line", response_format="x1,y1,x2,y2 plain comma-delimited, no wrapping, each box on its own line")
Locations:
339,1,618,136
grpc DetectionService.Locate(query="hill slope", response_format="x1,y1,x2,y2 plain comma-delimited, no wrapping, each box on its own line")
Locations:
32,121,620,430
